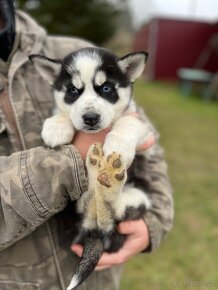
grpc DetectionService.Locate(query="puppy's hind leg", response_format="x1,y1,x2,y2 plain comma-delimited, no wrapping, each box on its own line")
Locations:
114,186,151,221
69,144,105,290
77,143,104,224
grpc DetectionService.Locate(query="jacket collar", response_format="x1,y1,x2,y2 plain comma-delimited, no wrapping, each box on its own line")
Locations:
16,10,47,55
8,10,47,80
5,11,48,150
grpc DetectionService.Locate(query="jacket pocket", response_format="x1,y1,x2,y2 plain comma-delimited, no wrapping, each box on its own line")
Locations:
0,281,40,290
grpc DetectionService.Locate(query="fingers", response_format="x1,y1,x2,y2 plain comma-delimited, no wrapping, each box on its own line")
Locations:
124,112,140,118
71,219,150,271
71,244,83,257
95,265,111,271
136,133,156,152
117,220,144,235
95,247,132,267
71,244,129,265
73,128,110,160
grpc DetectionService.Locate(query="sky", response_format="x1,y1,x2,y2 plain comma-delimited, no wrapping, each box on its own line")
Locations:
125,0,218,28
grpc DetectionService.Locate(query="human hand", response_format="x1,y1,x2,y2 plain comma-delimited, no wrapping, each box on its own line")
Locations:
71,219,150,270
136,132,156,152
73,128,110,161
73,129,155,161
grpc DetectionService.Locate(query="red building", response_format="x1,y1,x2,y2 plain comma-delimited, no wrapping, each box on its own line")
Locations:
133,18,218,80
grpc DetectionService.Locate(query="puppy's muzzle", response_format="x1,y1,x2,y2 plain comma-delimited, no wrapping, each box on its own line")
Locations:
83,113,100,127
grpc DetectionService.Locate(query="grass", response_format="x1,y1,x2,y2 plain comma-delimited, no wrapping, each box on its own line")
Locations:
120,81,218,290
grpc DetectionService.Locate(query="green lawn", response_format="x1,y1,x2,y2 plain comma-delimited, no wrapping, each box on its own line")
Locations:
120,81,218,290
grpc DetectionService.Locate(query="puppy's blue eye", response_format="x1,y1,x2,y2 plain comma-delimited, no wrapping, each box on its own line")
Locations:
65,85,83,104
68,86,79,96
101,83,113,94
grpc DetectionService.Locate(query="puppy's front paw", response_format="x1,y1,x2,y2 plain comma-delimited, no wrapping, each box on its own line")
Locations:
97,152,127,189
103,137,135,167
42,115,74,147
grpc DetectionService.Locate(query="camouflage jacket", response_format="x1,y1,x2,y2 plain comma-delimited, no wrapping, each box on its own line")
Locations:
0,11,173,290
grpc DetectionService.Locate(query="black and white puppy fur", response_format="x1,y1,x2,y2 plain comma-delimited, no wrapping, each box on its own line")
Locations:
29,47,152,290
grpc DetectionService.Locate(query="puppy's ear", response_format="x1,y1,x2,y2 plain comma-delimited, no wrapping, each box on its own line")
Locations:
29,55,62,85
118,52,148,82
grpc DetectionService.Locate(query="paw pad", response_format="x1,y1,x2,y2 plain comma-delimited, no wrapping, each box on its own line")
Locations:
115,170,125,181
97,173,111,188
97,152,126,189
89,156,97,166
93,144,101,156
87,143,103,168
112,157,121,169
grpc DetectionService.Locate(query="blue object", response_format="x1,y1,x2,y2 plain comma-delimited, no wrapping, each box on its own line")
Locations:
177,68,213,97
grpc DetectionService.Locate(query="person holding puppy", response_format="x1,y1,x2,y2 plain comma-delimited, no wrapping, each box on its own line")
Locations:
0,1,173,289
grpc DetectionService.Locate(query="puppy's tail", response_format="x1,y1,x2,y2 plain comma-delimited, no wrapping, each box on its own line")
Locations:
67,237,104,290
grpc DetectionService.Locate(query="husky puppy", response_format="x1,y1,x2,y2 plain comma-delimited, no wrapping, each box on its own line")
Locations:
29,47,152,289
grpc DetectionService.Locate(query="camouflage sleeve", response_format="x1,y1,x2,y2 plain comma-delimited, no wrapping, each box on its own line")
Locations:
143,143,174,252
0,145,87,251
128,107,174,252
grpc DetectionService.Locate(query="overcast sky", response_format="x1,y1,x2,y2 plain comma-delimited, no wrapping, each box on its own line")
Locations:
125,0,218,28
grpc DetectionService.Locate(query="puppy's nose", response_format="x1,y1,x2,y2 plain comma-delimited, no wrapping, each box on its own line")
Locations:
83,113,100,126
